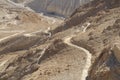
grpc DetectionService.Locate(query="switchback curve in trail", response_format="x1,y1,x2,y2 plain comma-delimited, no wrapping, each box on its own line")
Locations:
63,35,92,80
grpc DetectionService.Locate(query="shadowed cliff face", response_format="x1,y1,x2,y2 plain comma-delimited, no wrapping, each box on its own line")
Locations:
11,0,92,17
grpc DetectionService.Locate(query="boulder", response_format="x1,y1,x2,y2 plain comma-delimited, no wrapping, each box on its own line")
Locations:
113,43,120,62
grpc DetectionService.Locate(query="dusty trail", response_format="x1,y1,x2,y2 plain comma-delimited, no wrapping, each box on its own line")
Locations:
64,35,92,80
0,31,24,42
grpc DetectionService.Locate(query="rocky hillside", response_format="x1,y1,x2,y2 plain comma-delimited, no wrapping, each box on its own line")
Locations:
52,0,120,80
0,0,120,80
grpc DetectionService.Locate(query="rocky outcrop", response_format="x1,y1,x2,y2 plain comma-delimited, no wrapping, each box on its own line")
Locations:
113,43,120,62
87,46,120,80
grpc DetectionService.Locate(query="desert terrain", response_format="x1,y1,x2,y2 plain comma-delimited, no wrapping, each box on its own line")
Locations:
0,0,120,80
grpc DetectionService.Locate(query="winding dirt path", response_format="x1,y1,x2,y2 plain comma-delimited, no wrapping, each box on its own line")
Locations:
64,35,92,80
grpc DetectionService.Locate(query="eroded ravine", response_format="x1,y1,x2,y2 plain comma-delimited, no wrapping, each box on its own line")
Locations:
64,35,92,80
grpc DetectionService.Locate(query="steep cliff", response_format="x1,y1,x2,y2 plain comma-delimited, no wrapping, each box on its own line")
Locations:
11,0,92,17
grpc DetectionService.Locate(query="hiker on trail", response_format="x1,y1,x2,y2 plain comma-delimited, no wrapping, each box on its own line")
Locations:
45,27,51,37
